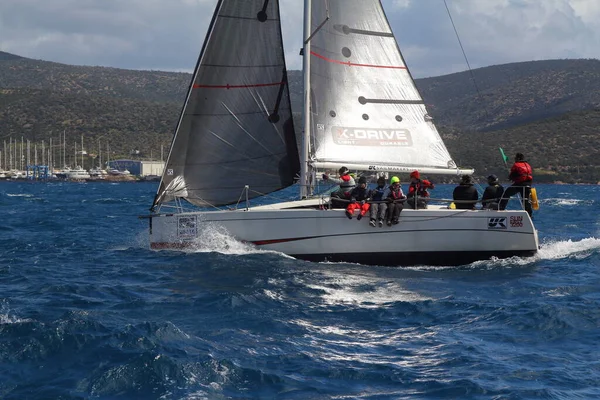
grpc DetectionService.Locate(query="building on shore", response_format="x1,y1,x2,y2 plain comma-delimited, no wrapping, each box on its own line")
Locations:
107,160,164,177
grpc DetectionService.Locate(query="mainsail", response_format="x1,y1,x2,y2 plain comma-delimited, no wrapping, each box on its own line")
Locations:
152,0,299,209
305,0,463,175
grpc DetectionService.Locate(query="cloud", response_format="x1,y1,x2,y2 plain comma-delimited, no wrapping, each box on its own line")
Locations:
0,0,215,70
391,0,412,9
440,0,600,66
0,0,598,78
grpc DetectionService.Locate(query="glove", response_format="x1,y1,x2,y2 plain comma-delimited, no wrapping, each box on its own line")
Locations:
322,173,329,180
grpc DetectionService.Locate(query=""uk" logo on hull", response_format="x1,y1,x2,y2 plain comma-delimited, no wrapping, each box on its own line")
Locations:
488,217,507,229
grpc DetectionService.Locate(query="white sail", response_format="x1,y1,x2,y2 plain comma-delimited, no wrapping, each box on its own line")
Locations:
306,0,464,174
152,0,299,209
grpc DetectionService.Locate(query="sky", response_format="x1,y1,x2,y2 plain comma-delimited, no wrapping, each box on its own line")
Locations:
1,0,599,78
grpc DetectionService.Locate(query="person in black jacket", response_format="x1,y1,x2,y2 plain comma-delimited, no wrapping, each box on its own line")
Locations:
346,176,370,220
481,174,504,210
452,175,478,209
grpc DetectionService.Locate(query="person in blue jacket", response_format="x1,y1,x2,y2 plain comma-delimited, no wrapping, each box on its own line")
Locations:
368,176,387,227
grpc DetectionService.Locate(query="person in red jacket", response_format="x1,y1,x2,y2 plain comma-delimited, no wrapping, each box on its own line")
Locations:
500,152,533,217
407,170,434,209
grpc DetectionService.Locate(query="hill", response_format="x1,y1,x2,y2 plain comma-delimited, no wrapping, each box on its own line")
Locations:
0,53,189,103
0,51,24,61
441,108,600,183
417,59,600,131
1,51,599,182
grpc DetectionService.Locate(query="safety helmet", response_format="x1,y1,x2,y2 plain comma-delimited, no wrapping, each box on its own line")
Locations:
410,170,420,179
390,176,400,185
358,176,368,184
487,174,498,183
338,166,349,175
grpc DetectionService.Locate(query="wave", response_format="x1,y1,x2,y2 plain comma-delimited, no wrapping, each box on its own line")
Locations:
465,237,600,268
0,300,31,325
185,224,293,258
5,193,34,198
537,237,600,260
541,197,595,206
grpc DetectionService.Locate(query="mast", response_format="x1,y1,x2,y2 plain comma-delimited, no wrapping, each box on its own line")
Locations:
62,130,66,168
300,0,312,199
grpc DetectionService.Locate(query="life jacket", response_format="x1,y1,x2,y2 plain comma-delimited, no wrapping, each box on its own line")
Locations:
339,174,355,190
408,179,433,198
334,174,355,198
388,186,405,200
510,161,533,184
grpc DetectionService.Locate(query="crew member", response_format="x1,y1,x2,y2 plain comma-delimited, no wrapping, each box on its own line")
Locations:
500,153,533,217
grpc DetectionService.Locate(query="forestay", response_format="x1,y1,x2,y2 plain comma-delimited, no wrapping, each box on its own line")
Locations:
307,0,462,175
152,0,299,210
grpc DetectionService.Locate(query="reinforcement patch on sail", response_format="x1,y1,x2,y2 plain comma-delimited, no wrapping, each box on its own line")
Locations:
156,0,299,208
308,0,455,170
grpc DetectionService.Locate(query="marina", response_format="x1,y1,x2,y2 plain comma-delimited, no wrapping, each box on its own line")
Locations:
1,134,164,182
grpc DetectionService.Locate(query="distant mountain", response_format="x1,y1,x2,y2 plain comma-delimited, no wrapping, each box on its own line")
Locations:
417,59,600,131
0,51,24,61
0,52,189,103
1,51,599,182
441,108,600,184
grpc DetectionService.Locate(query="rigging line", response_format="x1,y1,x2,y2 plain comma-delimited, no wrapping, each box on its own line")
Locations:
443,0,489,120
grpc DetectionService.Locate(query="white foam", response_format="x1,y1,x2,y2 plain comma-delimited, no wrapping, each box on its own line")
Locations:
0,300,31,324
186,223,293,258
305,275,433,307
5,193,34,198
466,237,600,268
542,197,594,206
537,237,600,260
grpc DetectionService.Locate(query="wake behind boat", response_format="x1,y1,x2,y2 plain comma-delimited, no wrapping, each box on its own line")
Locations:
145,0,538,266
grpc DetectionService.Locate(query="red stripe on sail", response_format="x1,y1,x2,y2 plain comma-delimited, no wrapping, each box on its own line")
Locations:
310,51,407,69
193,82,284,89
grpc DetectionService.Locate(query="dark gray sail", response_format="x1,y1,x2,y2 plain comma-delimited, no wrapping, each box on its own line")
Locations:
152,0,299,209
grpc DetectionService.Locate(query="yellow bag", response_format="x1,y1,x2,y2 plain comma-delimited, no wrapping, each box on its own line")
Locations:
530,187,540,210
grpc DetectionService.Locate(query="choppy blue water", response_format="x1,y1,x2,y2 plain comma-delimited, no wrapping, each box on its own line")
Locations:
1,182,599,399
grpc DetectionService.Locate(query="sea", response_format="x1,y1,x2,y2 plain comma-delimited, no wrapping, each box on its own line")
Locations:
0,181,598,399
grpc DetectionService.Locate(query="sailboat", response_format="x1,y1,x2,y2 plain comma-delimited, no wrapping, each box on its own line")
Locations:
146,0,538,266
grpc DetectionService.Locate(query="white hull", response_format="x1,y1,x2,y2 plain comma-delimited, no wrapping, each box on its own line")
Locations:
147,199,538,266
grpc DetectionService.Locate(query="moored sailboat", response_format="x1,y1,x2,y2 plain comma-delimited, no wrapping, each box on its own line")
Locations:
146,0,538,266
